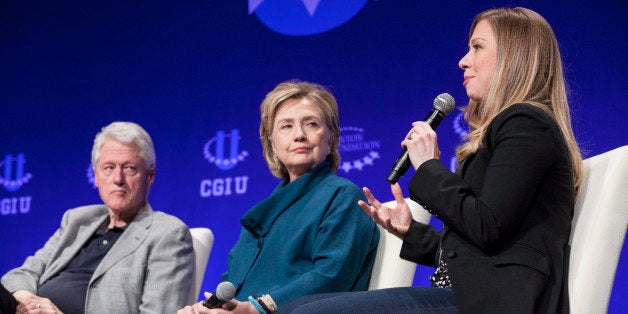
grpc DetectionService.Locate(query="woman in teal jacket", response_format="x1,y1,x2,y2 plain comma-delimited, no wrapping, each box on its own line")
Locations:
179,80,379,314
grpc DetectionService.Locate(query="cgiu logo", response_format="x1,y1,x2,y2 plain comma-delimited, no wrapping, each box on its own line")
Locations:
203,129,249,171
249,0,368,36
1,153,33,216
200,129,250,198
0,153,33,192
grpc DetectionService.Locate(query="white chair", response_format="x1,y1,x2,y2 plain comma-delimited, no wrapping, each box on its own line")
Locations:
568,145,628,313
368,198,431,290
188,227,214,305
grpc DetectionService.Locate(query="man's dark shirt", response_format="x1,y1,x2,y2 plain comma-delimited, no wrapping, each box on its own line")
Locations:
38,221,125,314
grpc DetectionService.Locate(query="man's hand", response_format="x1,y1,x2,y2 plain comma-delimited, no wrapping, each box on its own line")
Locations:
13,290,64,313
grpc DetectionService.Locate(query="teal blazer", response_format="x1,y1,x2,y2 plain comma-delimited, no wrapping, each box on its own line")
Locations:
223,162,380,305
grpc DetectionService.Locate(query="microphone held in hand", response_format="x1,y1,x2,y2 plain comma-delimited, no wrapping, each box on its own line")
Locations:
386,93,456,184
202,281,236,309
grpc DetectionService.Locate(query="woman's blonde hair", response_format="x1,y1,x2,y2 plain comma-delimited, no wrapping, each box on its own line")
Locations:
456,7,582,196
259,80,341,178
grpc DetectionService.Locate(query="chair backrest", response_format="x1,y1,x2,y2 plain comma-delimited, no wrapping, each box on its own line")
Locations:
568,145,628,313
188,227,214,305
368,198,431,290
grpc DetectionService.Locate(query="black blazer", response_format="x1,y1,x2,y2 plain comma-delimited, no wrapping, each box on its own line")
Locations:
0,283,17,314
401,103,574,313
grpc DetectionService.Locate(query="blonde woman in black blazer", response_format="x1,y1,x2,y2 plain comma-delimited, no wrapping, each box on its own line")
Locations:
279,7,583,314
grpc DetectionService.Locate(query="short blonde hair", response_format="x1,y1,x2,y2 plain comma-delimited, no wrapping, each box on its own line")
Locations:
259,80,340,178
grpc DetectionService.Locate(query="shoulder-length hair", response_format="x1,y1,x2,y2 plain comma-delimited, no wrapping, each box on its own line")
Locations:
259,80,341,179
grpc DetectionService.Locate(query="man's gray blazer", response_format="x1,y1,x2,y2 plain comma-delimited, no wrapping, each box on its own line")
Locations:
1,203,194,313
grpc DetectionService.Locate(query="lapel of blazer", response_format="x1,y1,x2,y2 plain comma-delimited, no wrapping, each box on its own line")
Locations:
90,203,154,284
41,206,109,284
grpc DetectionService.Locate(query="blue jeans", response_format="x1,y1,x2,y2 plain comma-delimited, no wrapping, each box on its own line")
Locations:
279,287,458,314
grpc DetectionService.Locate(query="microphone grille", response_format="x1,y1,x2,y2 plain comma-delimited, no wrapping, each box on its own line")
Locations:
215,281,236,301
433,93,456,115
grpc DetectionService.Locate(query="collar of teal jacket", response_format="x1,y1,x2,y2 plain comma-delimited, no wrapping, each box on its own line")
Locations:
240,161,331,237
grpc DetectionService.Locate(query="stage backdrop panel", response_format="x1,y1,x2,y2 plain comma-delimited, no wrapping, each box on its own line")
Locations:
1,0,626,310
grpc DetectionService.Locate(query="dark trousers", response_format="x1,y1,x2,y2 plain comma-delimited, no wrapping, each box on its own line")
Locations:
279,287,457,314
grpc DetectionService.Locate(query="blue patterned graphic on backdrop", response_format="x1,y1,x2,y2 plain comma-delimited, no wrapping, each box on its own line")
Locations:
86,164,97,189
338,126,381,173
449,112,469,171
1,154,32,192
249,0,368,36
200,129,250,198
0,153,32,216
203,129,249,171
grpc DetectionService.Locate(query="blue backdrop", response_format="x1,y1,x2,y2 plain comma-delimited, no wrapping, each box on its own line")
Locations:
1,0,626,311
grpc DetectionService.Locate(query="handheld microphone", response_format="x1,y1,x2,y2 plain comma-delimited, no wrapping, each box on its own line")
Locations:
386,93,456,184
202,281,236,309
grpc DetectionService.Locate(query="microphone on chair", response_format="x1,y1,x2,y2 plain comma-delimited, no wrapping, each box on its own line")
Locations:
202,281,236,309
386,93,456,184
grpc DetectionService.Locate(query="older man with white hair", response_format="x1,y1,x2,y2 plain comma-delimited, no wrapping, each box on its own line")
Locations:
2,121,194,313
